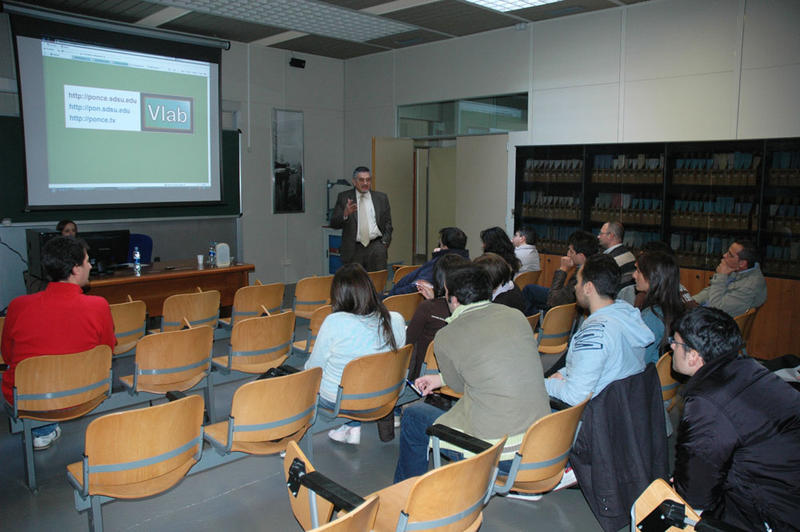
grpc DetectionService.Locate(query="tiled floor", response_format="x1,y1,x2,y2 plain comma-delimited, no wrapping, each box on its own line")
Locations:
0,332,634,531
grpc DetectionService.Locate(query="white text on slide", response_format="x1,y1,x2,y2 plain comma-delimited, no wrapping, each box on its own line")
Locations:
64,85,141,131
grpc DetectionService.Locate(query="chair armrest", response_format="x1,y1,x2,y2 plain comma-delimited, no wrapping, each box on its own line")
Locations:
287,458,365,513
426,424,492,455
166,390,187,401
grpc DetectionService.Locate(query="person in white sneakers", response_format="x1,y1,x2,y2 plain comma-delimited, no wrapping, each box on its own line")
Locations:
304,263,405,445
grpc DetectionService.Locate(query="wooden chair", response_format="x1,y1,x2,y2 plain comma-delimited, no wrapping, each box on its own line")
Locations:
368,437,506,531
205,367,322,458
292,275,334,320
109,297,146,356
514,270,541,290
535,302,577,355
733,307,758,353
420,341,462,399
491,398,589,497
212,311,295,375
119,325,216,421
315,345,412,455
219,280,285,328
284,439,335,530
392,265,421,286
11,345,113,491
526,312,541,334
311,496,379,532
67,395,204,532
383,292,423,324
367,269,388,293
631,478,701,532
656,352,680,412
292,305,333,357
155,288,221,333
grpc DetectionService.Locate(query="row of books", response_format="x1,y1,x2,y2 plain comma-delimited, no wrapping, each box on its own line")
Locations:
672,196,754,215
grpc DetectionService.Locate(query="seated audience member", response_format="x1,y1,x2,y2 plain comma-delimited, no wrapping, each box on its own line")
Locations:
597,220,636,290
480,226,521,278
394,264,550,482
474,253,525,314
617,240,695,308
692,239,767,318
1,236,115,450
633,251,685,365
512,225,540,276
305,264,406,445
671,307,800,531
523,230,597,317
388,227,469,296
56,219,78,238
545,254,652,406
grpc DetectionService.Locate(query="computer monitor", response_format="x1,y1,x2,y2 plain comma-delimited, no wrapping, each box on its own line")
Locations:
81,230,130,276
25,229,59,281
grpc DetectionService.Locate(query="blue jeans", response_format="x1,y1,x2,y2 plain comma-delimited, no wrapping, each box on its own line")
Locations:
32,423,58,437
393,402,511,483
523,284,550,317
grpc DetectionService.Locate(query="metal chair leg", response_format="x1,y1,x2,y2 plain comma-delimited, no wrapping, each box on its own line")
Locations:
22,419,38,492
88,495,104,532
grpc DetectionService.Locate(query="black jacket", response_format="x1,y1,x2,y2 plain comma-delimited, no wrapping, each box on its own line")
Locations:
570,364,669,532
674,352,800,531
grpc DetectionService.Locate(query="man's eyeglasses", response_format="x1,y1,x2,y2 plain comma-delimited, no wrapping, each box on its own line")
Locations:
667,336,691,350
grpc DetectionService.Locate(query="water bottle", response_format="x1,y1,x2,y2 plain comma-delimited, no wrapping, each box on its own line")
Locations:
208,242,216,267
133,246,141,276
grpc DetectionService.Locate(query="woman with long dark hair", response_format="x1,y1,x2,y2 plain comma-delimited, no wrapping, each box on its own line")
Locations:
633,251,685,364
480,226,521,277
305,263,405,445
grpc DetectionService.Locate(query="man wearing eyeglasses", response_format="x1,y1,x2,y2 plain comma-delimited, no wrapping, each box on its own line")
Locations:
330,166,392,272
692,240,766,318
670,307,800,531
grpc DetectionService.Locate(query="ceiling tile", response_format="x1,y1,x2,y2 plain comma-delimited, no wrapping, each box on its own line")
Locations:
367,28,448,48
511,0,617,21
160,12,286,42
270,34,387,59
29,0,165,23
384,0,519,37
317,0,389,9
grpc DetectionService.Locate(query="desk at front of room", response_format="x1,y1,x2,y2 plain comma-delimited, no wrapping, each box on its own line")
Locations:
87,259,254,317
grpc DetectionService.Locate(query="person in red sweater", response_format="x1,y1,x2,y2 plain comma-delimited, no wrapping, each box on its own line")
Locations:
2,236,115,449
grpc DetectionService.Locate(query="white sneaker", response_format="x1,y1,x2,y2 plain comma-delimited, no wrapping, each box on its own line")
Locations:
552,467,577,491
327,425,361,445
506,491,543,501
33,426,62,451
394,414,401,428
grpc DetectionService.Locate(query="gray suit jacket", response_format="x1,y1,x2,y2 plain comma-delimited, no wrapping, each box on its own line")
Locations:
330,188,392,263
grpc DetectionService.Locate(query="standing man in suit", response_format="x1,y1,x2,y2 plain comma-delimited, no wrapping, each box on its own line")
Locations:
330,166,393,271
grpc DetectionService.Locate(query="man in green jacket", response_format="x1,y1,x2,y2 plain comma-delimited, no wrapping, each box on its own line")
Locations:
393,264,550,482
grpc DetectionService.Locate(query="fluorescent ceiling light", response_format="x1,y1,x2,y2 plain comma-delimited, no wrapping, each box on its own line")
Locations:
461,0,561,12
151,0,417,42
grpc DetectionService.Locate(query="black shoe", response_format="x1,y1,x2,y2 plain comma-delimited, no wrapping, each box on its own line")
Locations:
377,413,395,442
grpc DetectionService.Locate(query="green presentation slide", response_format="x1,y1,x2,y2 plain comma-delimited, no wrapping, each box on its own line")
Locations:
42,57,210,186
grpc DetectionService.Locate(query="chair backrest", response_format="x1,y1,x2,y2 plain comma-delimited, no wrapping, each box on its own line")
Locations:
538,302,577,350
367,269,388,293
109,299,147,355
160,290,220,332
526,312,541,334
632,478,700,532
226,311,296,372
506,397,590,491
514,270,541,290
294,275,334,318
230,281,285,326
656,352,679,402
393,265,421,285
127,233,154,263
284,440,335,530
733,307,758,345
337,344,413,420
383,293,423,324
304,304,333,351
133,326,213,391
399,437,506,532
229,367,322,444
14,345,112,418
82,395,204,498
312,496,379,532
421,340,438,373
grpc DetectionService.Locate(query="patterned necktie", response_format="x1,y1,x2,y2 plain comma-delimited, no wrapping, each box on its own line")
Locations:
358,193,370,247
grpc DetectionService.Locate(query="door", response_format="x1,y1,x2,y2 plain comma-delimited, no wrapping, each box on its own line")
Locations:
372,137,414,265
